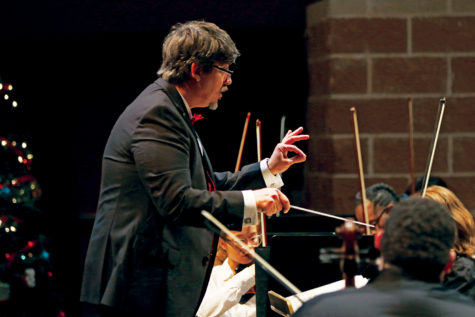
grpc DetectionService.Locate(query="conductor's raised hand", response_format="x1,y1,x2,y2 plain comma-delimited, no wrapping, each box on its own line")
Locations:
267,127,309,175
253,188,290,216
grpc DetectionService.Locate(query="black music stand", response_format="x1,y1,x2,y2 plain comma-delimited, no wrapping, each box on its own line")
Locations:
255,246,271,317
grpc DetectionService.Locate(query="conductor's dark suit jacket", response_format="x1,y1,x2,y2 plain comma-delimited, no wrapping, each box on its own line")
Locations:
80,78,266,316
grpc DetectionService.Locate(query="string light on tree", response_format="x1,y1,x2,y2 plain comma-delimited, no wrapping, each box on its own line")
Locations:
0,77,18,109
0,137,33,170
0,74,65,314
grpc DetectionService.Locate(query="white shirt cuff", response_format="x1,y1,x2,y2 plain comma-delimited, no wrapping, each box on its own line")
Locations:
242,190,258,226
260,159,284,188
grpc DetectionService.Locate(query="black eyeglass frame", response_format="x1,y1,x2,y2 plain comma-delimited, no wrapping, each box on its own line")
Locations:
212,65,234,75
220,234,262,248
369,205,393,227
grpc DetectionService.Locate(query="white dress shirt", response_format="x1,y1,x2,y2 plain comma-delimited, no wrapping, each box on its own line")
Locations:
196,259,256,317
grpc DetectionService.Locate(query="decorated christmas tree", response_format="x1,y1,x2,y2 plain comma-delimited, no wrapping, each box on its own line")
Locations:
0,77,65,317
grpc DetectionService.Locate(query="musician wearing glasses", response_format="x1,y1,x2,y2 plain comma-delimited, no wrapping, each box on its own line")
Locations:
80,20,308,317
354,183,400,231
197,225,261,317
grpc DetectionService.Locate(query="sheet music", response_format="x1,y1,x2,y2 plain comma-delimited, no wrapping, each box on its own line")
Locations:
286,275,368,312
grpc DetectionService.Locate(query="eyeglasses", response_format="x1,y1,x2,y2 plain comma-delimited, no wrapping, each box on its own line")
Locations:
212,65,234,76
235,234,262,247
370,205,393,227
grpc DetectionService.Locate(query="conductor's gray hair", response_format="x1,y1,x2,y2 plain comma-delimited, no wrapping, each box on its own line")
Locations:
157,20,240,84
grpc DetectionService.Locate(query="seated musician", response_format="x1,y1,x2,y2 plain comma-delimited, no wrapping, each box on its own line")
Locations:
289,183,401,300
294,197,475,316
422,185,475,300
354,183,400,280
354,183,400,229
196,225,259,317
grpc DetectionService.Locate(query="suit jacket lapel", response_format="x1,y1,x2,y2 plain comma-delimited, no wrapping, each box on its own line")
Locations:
156,78,217,185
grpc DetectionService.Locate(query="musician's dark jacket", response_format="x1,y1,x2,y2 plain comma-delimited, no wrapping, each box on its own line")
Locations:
80,78,266,316
444,255,475,300
294,267,475,317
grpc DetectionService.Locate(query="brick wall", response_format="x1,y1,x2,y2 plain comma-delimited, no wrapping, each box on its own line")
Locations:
305,0,475,215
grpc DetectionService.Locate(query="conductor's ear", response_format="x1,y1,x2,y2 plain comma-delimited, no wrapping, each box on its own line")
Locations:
190,62,201,82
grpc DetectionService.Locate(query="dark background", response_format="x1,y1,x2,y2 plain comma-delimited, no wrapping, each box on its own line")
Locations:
0,1,311,315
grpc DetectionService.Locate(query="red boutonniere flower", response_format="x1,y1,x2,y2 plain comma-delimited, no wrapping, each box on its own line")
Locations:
191,113,204,125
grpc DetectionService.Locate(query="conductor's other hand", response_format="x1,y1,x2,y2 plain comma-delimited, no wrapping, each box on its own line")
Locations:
268,127,309,175
253,188,290,216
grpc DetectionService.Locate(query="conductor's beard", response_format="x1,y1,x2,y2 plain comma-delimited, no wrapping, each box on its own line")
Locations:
209,86,229,111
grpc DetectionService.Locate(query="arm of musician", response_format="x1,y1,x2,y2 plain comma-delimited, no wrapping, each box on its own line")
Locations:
196,264,256,317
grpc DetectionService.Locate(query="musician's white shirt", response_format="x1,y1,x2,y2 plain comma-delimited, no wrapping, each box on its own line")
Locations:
197,259,256,317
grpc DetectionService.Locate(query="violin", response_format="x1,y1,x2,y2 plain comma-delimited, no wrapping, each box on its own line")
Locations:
335,220,362,288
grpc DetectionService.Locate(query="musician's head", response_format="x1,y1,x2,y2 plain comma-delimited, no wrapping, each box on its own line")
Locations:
223,225,260,269
405,176,448,196
355,183,399,228
421,186,475,258
214,225,260,270
157,20,240,110
381,197,456,282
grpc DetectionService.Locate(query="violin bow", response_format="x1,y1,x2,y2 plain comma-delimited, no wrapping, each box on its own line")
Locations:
256,119,268,247
408,98,416,195
276,115,286,218
421,98,446,197
350,107,371,235
235,112,251,172
280,115,286,141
